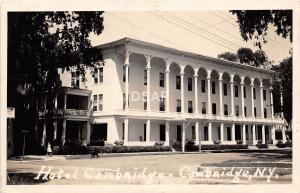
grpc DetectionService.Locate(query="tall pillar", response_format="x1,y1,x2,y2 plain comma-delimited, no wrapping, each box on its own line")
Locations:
124,51,130,111
208,122,212,142
230,74,235,116
53,121,57,140
194,73,198,114
146,119,151,142
250,78,255,118
260,80,264,118
165,62,170,113
242,124,246,144
124,118,129,144
252,125,256,145
41,120,47,146
231,123,235,142
146,55,151,112
271,125,276,144
282,126,287,142
62,119,66,145
180,71,185,113
207,70,212,116
262,125,266,144
218,73,223,116
220,123,224,142
54,94,58,110
182,122,186,152
270,87,274,119
165,121,170,146
86,122,91,145
240,77,245,117
195,121,199,145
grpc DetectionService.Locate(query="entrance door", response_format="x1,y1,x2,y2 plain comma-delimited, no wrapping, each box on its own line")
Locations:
92,123,107,141
176,125,182,142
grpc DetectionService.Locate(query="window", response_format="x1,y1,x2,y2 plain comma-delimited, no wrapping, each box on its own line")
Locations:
204,126,208,141
212,81,216,94
98,94,103,111
143,124,146,141
246,125,249,140
188,101,193,113
122,123,124,140
94,69,98,83
201,80,206,93
176,100,181,112
235,105,239,116
227,127,231,141
71,71,80,88
217,127,221,140
263,89,267,101
176,76,181,89
234,85,239,97
224,104,228,116
99,68,103,83
201,102,206,114
123,93,126,109
144,96,147,110
160,125,166,141
160,97,165,111
93,95,97,111
254,107,257,117
264,108,267,118
188,77,192,91
223,83,227,96
212,103,216,115
243,86,246,98
253,88,256,99
122,66,126,82
244,106,247,117
159,73,165,87
192,126,196,140
144,70,147,85
177,125,182,142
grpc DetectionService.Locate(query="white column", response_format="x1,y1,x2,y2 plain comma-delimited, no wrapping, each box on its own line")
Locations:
54,94,58,109
230,74,235,116
86,122,91,145
207,70,211,115
250,78,255,118
231,123,235,142
242,124,246,144
125,63,129,111
62,119,66,145
41,120,46,146
282,126,287,142
182,122,186,152
180,71,185,113
194,73,198,113
218,73,223,116
146,119,151,142
262,125,266,144
208,122,212,142
146,55,151,112
220,123,224,142
124,119,129,144
271,125,276,144
240,77,245,117
270,87,274,119
252,125,256,145
63,94,67,110
165,62,170,113
165,121,170,146
53,121,57,140
260,81,264,118
195,121,199,145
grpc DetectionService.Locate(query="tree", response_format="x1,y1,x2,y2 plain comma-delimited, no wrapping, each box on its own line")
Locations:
271,57,292,124
253,50,268,67
8,12,104,154
237,48,255,65
230,10,292,48
217,52,238,62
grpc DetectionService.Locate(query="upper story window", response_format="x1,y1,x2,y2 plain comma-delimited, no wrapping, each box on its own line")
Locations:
263,89,267,101
93,95,97,111
243,86,246,98
144,96,147,110
176,76,181,90
224,104,228,116
188,77,192,91
253,88,256,99
94,68,103,84
212,103,216,115
71,71,80,88
254,107,257,117
264,108,267,118
188,101,193,113
98,94,103,111
211,81,216,94
123,93,126,110
234,85,239,97
244,106,247,117
201,80,206,93
144,70,147,85
201,102,206,114
160,97,165,111
223,83,227,96
176,99,181,112
235,105,239,116
93,94,103,112
159,72,165,87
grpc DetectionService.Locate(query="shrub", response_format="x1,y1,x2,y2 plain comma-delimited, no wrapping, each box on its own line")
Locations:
172,141,180,147
236,140,243,144
154,141,164,146
88,145,171,154
276,140,286,148
285,140,292,147
256,143,268,148
52,146,62,155
257,140,263,144
114,140,124,146
213,139,221,145
185,144,248,151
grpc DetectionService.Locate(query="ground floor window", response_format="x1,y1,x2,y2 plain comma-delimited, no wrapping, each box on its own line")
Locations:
192,126,196,140
143,124,146,141
203,126,208,141
91,123,107,141
227,127,231,141
275,131,283,140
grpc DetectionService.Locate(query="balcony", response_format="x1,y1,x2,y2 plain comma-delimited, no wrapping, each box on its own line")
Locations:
64,109,89,116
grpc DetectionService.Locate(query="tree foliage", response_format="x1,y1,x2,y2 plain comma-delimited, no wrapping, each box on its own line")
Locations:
8,12,104,154
217,52,238,62
237,48,255,65
230,10,292,48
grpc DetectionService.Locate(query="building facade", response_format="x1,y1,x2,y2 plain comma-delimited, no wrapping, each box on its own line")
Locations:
40,38,286,151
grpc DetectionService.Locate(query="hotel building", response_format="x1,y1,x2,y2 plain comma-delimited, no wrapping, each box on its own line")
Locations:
39,38,286,151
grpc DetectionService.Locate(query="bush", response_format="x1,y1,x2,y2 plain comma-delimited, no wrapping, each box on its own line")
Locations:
257,140,263,144
88,146,172,154
276,140,286,148
185,144,248,151
213,139,221,145
52,146,62,155
172,141,180,147
256,143,268,149
154,141,164,146
114,140,124,146
285,140,292,147
236,140,243,144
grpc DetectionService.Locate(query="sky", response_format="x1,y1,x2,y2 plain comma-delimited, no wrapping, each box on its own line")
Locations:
89,11,292,64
